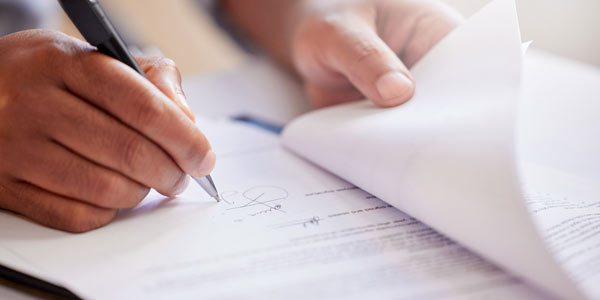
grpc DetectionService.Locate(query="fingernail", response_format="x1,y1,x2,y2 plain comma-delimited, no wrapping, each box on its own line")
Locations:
376,71,414,103
174,175,190,195
195,150,216,177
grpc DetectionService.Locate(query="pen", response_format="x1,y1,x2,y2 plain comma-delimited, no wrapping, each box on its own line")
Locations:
58,0,220,202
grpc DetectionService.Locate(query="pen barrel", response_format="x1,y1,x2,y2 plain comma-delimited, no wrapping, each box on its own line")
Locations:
58,0,145,76
97,37,145,76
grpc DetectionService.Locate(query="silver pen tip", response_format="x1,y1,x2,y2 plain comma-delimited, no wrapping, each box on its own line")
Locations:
192,175,219,202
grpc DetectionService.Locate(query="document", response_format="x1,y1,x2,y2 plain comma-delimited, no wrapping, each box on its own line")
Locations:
521,163,600,298
0,121,550,299
282,0,581,298
516,44,600,299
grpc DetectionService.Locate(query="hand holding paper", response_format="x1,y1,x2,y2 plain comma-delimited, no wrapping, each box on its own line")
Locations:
283,0,582,298
223,0,463,108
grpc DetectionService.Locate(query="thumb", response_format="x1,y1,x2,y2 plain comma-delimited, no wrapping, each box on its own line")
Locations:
321,20,415,107
135,56,196,121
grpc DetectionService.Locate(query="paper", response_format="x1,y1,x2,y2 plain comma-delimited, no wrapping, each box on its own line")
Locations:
518,49,600,298
282,0,581,298
521,163,600,298
0,121,550,299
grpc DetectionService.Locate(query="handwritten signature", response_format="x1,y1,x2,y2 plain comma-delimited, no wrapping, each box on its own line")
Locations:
220,185,289,215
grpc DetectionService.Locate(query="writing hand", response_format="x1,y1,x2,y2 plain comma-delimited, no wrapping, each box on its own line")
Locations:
0,30,215,232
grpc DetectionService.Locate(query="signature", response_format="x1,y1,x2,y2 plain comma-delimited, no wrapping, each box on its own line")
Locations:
220,186,289,215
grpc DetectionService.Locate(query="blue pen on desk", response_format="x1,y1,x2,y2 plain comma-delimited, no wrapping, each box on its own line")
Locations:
58,0,220,202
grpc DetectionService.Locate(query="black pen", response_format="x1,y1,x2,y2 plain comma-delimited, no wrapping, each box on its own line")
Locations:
58,0,220,201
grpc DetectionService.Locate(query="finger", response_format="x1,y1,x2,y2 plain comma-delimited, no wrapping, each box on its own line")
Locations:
135,56,195,121
316,17,415,107
62,51,215,178
11,139,149,209
304,82,364,108
45,88,188,197
0,179,117,233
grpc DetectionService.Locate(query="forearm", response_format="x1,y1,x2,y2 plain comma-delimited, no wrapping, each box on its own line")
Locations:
221,0,302,69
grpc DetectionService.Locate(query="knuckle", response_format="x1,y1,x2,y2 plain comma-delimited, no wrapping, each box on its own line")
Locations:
119,185,148,209
31,31,90,66
63,206,116,233
165,173,187,196
312,14,344,34
92,210,118,230
0,85,20,118
0,181,24,212
134,97,166,129
120,135,148,174
131,185,150,206
301,13,386,72
91,174,124,207
61,205,95,233
350,39,383,66
153,58,182,87
147,56,179,74
36,39,64,60
154,162,185,196
296,13,344,45
148,156,185,196
52,154,79,184
62,206,94,233
91,173,147,209
157,57,177,69
181,135,210,169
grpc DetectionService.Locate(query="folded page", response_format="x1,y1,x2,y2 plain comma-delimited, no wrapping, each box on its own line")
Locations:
282,0,581,298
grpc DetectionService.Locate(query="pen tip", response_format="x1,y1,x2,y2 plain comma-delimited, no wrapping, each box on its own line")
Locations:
214,195,221,202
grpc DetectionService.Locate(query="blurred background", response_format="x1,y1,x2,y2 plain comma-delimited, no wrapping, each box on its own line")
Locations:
49,0,599,76
444,0,600,66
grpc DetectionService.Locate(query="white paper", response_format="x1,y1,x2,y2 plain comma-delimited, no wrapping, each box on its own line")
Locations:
518,48,600,299
0,121,550,299
282,0,581,298
521,163,600,299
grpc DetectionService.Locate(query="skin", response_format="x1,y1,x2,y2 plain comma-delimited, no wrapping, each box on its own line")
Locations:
223,0,463,108
0,30,215,232
0,0,461,232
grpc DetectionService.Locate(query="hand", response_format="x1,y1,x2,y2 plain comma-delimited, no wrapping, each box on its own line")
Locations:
224,0,463,108
0,30,215,232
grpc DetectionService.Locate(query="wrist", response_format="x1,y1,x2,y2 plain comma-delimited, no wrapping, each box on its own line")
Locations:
220,0,307,69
